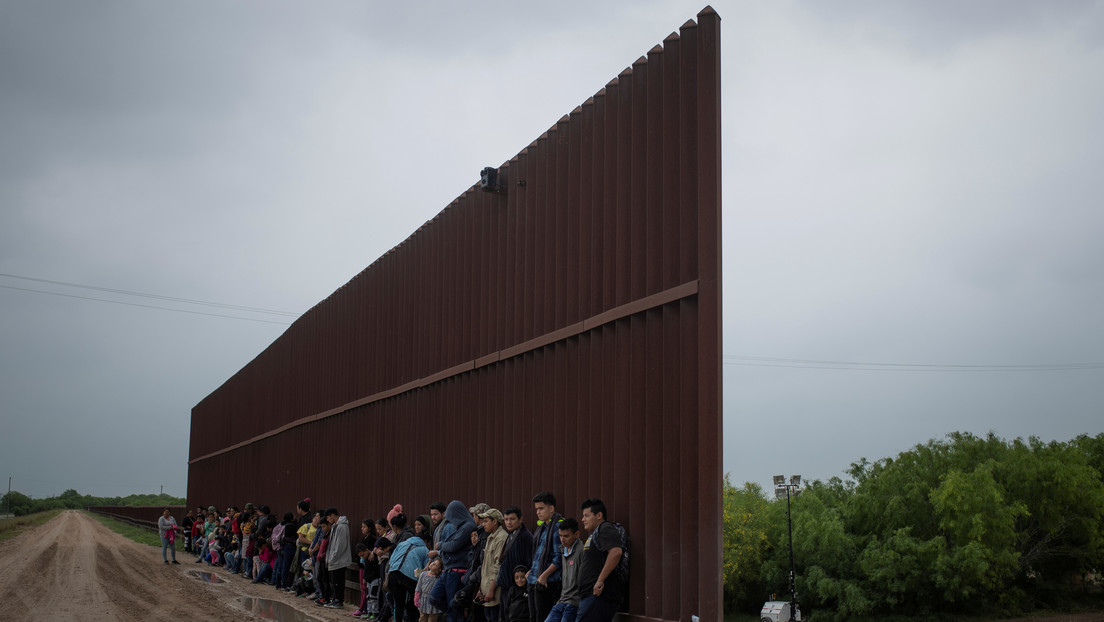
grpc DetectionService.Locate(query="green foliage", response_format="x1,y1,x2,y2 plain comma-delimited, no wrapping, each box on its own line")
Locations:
722,475,771,613
86,511,163,547
0,490,33,516
0,510,62,543
0,490,185,516
726,431,1104,621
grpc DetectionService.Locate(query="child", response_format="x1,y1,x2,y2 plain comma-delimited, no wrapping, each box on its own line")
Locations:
208,526,227,566
223,534,241,572
373,536,395,620
351,542,372,617
243,524,257,579
352,519,376,617
253,538,276,584
312,520,332,605
415,558,445,622
293,559,316,597
501,565,529,622
239,509,255,576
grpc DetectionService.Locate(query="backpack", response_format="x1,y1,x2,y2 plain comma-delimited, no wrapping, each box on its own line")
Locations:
271,523,285,551
601,522,630,584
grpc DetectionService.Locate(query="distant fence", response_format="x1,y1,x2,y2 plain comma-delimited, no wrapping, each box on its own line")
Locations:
86,506,186,530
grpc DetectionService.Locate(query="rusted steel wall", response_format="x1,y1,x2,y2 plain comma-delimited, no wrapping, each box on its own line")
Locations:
87,505,187,528
189,7,720,621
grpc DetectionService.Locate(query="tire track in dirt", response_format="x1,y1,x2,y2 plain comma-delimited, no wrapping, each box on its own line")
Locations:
0,510,365,622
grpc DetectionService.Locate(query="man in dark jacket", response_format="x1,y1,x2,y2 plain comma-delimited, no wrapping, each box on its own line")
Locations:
434,500,476,622
496,506,534,601
528,492,564,622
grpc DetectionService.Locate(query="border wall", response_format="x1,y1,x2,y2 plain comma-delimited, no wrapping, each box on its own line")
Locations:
86,505,187,530
189,7,721,620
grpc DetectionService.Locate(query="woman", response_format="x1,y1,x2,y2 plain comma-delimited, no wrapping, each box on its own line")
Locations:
158,508,180,564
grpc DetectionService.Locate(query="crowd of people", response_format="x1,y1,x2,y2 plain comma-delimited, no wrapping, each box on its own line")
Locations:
157,493,628,622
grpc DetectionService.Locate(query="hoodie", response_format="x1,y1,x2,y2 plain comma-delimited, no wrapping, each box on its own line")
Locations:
325,516,351,569
438,500,476,570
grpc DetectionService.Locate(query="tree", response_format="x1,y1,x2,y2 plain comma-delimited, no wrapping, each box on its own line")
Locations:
1,490,33,516
722,476,771,613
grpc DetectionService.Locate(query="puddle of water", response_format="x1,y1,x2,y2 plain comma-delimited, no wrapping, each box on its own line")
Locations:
238,598,321,622
186,569,227,583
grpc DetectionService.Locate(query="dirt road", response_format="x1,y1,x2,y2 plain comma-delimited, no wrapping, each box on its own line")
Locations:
0,510,356,622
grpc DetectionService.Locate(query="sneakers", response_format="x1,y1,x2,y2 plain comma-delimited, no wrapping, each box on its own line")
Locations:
314,598,327,607
350,610,364,617
324,601,344,609
163,560,169,564
171,560,180,565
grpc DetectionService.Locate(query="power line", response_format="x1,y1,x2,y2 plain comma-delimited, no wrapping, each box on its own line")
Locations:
723,355,1104,372
0,272,299,316
0,284,293,325
3,273,1099,371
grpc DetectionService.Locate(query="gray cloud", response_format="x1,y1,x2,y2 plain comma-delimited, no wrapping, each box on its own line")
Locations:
1,1,1101,498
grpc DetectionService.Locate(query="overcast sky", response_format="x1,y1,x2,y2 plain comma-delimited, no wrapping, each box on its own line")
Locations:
2,1,1102,500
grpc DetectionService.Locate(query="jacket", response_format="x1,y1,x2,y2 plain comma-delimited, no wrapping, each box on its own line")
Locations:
325,516,351,569
439,500,476,570
496,523,534,588
391,535,429,580
480,526,508,606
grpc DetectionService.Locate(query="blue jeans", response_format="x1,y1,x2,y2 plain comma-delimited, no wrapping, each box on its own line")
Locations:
242,554,253,577
160,536,176,562
438,568,466,622
254,561,273,584
274,545,295,587
546,601,578,622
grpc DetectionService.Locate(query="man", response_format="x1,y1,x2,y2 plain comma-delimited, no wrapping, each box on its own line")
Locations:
546,518,583,622
528,492,564,622
576,498,624,622
158,508,180,564
190,506,205,551
293,498,312,580
430,501,447,550
434,499,476,622
477,509,508,621
257,505,274,536
181,509,195,553
495,505,533,606
297,511,321,583
324,507,351,609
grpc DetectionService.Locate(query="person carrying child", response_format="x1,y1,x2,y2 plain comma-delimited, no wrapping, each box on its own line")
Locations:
158,508,181,564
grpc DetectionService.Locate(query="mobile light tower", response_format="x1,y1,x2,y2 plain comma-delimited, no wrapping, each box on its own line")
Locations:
774,474,802,622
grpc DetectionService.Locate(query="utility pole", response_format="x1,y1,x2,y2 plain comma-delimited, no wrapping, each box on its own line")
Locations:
774,474,803,622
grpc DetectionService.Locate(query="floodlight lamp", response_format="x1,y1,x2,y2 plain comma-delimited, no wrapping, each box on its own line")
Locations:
773,475,786,487
775,488,786,500
791,475,802,487
480,167,504,194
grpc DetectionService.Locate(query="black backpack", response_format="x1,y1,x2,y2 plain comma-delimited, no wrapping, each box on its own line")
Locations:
600,522,630,584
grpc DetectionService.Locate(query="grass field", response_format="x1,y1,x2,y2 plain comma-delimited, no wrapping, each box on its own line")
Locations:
85,511,163,547
0,510,62,544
